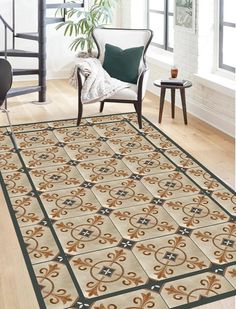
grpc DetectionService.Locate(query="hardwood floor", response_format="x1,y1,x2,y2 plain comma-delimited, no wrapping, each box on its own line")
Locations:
0,79,235,309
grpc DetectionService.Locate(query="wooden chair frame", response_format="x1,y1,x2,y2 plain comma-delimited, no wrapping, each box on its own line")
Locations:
76,27,153,129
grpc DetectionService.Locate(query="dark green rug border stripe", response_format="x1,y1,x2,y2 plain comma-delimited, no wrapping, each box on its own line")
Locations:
0,112,235,309
142,114,235,194
0,171,47,309
124,117,236,220
0,112,135,129
1,111,234,193
9,135,88,304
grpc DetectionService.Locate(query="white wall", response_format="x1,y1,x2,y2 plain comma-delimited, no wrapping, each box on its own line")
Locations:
0,0,120,80
118,0,235,137
1,0,235,136
0,0,80,79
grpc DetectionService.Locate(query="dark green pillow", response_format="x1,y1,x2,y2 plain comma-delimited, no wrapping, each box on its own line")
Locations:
103,44,144,84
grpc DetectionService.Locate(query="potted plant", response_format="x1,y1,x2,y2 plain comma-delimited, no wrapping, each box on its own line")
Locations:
56,0,118,56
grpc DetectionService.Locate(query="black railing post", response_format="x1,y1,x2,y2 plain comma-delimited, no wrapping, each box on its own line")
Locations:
38,0,46,102
4,23,7,109
4,25,7,59
12,0,15,49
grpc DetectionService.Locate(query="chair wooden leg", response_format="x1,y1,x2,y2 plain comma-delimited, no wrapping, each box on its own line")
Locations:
159,87,166,123
100,102,105,113
77,69,84,126
77,94,83,126
171,89,175,119
1,106,18,150
134,102,142,129
180,88,188,125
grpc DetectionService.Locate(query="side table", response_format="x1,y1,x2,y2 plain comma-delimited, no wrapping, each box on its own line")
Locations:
153,80,192,124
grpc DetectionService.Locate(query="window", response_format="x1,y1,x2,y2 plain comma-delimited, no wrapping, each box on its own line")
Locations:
147,0,174,51
219,0,236,72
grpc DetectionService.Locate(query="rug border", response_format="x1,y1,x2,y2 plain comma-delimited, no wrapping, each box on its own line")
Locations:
0,112,234,192
142,115,235,193
0,171,47,309
0,112,235,309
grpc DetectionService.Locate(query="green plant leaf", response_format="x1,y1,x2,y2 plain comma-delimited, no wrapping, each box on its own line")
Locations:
56,0,119,53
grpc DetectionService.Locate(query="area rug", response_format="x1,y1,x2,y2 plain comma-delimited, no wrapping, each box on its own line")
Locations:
0,112,236,309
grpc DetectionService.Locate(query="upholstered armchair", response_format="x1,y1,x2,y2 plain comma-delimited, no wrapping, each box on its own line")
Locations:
0,58,17,148
77,27,153,129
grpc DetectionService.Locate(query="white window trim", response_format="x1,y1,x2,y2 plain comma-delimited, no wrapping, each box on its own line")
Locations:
147,0,174,52
210,0,235,81
213,0,220,73
194,73,236,98
147,45,174,69
214,0,236,76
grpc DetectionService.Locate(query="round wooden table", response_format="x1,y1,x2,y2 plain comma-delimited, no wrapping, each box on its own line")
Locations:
153,79,192,125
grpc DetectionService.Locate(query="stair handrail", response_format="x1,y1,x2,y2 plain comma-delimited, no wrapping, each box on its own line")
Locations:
1,0,84,103
12,0,15,49
0,14,14,59
38,0,46,102
0,15,14,32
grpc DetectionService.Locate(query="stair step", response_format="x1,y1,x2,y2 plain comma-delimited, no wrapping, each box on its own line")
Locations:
7,86,41,98
16,32,39,41
0,49,39,57
46,2,84,9
46,17,64,24
13,69,40,76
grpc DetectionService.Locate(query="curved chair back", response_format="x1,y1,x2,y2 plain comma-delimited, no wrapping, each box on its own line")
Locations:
0,58,13,106
92,27,153,72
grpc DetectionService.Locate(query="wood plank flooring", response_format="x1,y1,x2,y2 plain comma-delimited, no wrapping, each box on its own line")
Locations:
0,80,235,309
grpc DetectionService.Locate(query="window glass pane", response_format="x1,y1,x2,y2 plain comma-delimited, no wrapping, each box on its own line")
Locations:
168,16,174,49
223,26,236,68
223,0,236,23
149,0,164,11
149,12,164,45
168,0,174,13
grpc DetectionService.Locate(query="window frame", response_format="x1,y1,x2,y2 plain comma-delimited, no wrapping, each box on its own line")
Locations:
147,0,174,52
219,0,236,73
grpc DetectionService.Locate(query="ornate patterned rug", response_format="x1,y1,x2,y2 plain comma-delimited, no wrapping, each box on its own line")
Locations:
0,112,236,309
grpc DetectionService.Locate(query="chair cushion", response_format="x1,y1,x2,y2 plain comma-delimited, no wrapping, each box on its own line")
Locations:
107,84,138,101
103,44,144,84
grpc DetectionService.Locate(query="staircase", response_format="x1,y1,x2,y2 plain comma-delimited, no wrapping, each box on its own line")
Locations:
0,0,84,104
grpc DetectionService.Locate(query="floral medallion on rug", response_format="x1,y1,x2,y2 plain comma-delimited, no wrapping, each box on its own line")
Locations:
0,113,236,309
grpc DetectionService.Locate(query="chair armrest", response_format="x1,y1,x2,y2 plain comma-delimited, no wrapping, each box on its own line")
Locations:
137,68,150,101
77,68,86,106
77,67,86,89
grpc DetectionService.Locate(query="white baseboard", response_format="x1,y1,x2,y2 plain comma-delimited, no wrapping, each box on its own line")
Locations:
13,73,235,137
47,70,71,80
13,70,71,82
184,98,235,137
148,88,235,138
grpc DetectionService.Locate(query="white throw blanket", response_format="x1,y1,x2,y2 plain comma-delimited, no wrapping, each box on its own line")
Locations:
70,58,130,104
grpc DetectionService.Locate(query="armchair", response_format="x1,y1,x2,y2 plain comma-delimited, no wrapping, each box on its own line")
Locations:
0,58,17,148
77,27,153,129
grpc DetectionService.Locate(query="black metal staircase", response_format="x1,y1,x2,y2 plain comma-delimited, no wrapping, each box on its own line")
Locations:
0,0,84,103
